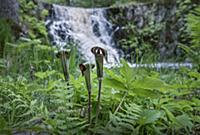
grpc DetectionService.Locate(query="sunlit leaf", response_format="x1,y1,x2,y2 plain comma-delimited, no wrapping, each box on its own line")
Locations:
138,109,163,125
103,78,127,91
132,77,172,92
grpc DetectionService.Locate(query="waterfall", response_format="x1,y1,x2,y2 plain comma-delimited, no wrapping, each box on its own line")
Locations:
46,5,120,67
44,3,192,69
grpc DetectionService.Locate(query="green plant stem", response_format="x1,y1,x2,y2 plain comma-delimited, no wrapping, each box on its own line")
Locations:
114,92,127,114
88,90,91,124
60,52,69,81
95,77,102,125
105,91,127,128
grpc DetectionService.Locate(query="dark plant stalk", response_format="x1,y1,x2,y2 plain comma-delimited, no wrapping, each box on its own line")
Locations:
57,50,71,110
95,77,102,124
88,89,91,124
60,51,69,81
91,46,107,127
85,69,92,124
79,64,94,124
56,50,70,81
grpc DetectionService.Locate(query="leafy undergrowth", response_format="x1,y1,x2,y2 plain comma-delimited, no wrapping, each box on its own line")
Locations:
0,1,199,135
0,61,200,135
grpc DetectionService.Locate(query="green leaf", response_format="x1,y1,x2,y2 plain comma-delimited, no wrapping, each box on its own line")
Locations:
190,80,200,88
35,70,56,79
138,109,163,125
130,88,161,98
132,77,171,92
120,60,135,84
103,78,127,91
192,115,200,123
162,106,176,123
188,71,200,79
176,114,193,130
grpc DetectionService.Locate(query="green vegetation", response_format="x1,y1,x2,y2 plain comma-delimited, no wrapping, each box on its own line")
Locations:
1,59,200,134
181,5,200,67
0,0,200,135
110,0,196,63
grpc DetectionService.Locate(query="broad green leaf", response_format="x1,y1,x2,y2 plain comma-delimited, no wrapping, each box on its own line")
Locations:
130,88,161,98
132,77,171,92
120,60,135,84
104,68,125,83
103,78,127,91
138,109,163,125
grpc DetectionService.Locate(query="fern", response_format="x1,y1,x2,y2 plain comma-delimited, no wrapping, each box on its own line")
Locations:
0,76,89,134
12,78,90,134
37,81,88,134
181,5,200,65
101,101,166,135
102,103,142,135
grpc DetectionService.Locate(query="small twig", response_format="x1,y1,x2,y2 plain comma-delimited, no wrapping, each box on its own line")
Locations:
105,91,128,128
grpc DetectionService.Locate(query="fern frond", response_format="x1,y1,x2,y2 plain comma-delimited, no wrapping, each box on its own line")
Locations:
103,103,142,134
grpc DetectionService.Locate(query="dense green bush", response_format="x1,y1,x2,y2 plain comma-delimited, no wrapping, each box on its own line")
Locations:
181,5,200,67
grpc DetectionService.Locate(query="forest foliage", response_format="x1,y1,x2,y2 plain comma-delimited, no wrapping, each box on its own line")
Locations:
0,0,200,135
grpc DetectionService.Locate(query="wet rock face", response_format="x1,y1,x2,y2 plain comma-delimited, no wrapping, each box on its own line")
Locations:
106,2,188,61
44,2,190,63
0,0,19,22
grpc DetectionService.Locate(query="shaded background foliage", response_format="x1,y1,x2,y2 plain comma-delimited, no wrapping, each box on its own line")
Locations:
0,0,199,134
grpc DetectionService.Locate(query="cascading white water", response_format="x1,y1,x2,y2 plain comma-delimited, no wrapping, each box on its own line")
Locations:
46,5,120,66
45,4,193,69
